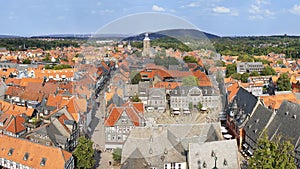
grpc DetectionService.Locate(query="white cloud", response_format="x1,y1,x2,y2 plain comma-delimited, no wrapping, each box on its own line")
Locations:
152,5,165,12
248,1,274,20
290,4,300,15
255,0,269,5
212,6,231,13
249,5,260,14
249,15,264,20
187,2,200,7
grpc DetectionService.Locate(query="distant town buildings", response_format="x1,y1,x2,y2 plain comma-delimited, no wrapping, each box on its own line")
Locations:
237,62,264,74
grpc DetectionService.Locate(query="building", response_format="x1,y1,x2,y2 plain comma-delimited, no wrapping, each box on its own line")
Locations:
0,134,74,169
104,102,145,149
121,123,223,169
26,114,79,152
226,87,260,148
142,33,150,57
266,101,300,167
188,140,240,169
147,88,166,112
170,86,221,112
237,62,264,74
243,104,274,157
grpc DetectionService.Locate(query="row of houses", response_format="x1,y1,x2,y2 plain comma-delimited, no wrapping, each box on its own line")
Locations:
225,85,300,167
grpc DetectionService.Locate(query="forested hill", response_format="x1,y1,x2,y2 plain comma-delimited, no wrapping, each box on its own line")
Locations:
212,36,300,58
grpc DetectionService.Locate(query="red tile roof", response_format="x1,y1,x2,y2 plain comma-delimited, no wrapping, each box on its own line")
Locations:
105,102,144,127
0,134,73,169
5,115,26,134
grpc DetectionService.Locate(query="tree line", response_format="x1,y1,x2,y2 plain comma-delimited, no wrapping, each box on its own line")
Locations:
0,38,80,51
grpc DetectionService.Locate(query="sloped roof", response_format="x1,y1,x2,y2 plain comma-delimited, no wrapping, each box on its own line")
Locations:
121,123,223,168
188,140,239,169
267,100,300,147
5,115,26,134
105,102,144,127
0,100,35,117
244,104,274,148
20,78,44,87
227,82,239,103
0,134,72,169
235,87,258,115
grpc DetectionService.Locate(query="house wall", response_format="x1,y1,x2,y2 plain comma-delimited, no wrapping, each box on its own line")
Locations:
0,158,33,169
164,162,187,169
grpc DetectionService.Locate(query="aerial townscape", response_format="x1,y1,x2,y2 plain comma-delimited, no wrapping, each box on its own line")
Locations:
1,1,300,169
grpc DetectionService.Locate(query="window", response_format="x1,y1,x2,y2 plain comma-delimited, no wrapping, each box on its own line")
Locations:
23,153,29,161
40,158,47,166
8,148,14,156
171,163,176,169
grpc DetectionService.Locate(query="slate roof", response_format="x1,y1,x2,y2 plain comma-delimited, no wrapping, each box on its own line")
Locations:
121,123,223,168
267,100,300,147
27,117,72,146
121,148,149,169
244,104,274,148
235,87,258,116
188,140,240,169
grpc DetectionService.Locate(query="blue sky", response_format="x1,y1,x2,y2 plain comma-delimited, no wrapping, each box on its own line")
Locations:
1,0,300,36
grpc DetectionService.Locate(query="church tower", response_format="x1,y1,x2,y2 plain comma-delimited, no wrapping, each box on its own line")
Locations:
142,33,150,57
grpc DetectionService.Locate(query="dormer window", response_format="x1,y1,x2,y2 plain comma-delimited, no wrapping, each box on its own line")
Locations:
23,153,29,161
224,159,228,166
40,157,47,166
211,150,215,157
8,148,14,156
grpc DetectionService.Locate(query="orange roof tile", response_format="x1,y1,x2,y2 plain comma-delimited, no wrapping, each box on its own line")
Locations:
105,102,144,127
0,100,35,117
154,81,182,90
5,115,26,134
20,78,43,87
227,82,240,103
260,93,298,110
0,134,73,169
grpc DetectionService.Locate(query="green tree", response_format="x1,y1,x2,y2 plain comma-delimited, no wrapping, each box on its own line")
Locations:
112,148,122,163
277,60,283,65
131,95,141,102
261,66,276,76
241,73,249,83
183,56,198,63
231,73,241,80
197,102,202,111
277,73,291,91
249,133,296,169
22,59,31,64
130,71,141,84
237,55,254,62
73,137,95,169
250,71,259,76
226,64,236,78
182,75,198,86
